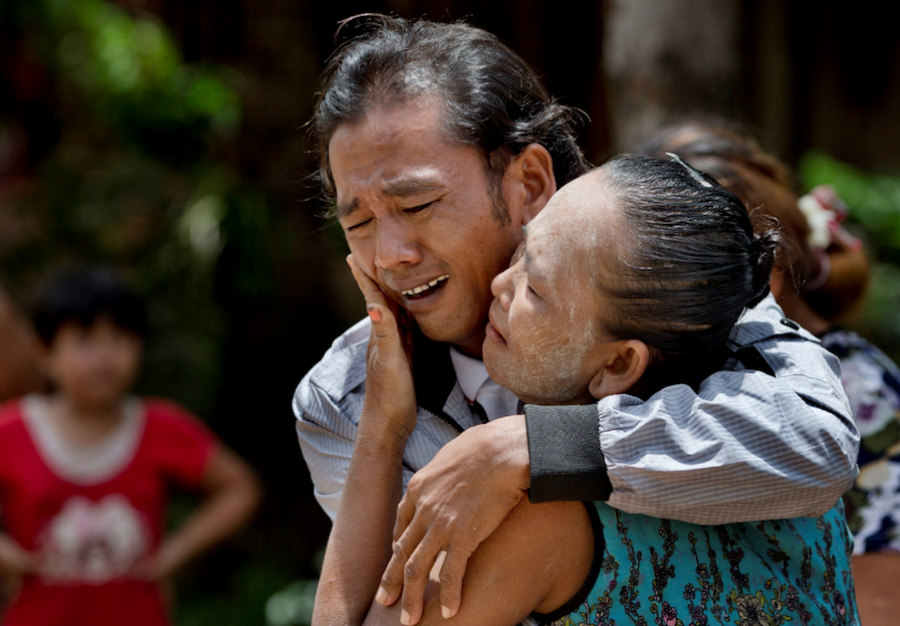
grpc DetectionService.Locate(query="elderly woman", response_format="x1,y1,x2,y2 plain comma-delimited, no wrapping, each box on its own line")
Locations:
328,154,859,626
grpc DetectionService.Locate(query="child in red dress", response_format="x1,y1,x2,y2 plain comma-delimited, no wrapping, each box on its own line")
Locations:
0,267,260,626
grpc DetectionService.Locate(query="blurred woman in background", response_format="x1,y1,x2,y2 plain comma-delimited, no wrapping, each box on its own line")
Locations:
642,123,900,626
0,285,44,623
0,286,43,402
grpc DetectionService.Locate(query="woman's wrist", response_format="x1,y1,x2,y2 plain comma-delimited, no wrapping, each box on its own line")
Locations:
358,401,415,458
485,415,531,492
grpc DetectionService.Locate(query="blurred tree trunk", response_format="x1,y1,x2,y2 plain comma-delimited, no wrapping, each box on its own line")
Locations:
603,0,741,151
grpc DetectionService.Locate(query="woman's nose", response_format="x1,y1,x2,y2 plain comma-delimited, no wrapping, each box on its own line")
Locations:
491,266,515,311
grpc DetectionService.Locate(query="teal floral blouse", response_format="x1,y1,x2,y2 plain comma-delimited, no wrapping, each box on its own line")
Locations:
542,501,858,626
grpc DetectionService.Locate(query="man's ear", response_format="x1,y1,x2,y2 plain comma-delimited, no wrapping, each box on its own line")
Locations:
506,143,557,225
587,340,651,400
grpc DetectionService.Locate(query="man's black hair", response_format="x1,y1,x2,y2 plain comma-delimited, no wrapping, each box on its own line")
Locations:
313,14,590,223
32,266,149,345
597,154,778,390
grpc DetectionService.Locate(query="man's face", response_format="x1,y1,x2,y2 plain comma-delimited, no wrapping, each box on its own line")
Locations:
330,99,530,356
484,174,619,405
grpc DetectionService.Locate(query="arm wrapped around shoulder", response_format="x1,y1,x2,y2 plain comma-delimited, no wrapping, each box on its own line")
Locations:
598,332,858,525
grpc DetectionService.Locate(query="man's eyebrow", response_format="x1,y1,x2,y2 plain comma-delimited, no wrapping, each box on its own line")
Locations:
335,176,445,221
382,176,444,198
335,198,360,220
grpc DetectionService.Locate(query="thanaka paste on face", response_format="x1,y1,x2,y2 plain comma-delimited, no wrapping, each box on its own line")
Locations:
485,170,621,405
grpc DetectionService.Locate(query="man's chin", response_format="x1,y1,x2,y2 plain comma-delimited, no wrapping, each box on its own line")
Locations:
415,313,487,355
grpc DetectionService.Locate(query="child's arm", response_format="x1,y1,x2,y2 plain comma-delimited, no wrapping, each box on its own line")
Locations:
148,445,260,580
0,533,37,579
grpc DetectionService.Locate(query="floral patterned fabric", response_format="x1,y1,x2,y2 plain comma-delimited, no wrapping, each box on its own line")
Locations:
820,328,900,554
551,501,858,626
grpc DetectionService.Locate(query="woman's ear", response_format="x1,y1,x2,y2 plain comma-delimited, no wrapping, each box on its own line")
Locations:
587,340,651,400
769,267,786,299
506,143,557,225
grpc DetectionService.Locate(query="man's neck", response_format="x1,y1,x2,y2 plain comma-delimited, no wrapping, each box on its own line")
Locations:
452,331,486,359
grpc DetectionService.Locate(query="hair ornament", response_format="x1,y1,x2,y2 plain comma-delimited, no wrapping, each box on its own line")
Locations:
797,192,837,249
666,152,713,188
797,184,853,250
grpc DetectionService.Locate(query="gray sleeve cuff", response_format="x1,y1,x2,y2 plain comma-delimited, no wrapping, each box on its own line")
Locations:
525,404,612,503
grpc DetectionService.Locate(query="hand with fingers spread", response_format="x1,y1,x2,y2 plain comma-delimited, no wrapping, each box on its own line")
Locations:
346,254,417,442
374,415,531,624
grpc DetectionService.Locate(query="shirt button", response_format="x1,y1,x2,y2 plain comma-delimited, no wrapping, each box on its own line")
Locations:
780,318,800,330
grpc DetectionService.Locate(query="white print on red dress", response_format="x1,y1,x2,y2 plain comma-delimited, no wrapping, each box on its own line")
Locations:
38,494,150,584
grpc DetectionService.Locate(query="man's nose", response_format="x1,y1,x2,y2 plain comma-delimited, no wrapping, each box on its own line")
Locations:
374,219,422,269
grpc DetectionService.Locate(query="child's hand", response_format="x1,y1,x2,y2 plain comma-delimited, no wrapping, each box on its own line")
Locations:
131,542,182,582
0,534,39,580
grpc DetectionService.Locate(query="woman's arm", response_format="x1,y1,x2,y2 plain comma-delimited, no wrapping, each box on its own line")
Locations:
312,256,419,626
364,498,594,626
313,399,410,626
148,444,260,580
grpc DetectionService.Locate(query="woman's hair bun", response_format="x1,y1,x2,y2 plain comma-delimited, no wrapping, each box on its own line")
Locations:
747,217,780,307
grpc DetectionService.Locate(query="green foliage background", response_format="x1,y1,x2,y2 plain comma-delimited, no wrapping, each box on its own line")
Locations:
1,1,323,623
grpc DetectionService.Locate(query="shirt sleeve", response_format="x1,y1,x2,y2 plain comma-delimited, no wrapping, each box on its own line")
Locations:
526,336,860,525
525,404,611,502
148,400,217,490
293,376,359,523
293,318,421,522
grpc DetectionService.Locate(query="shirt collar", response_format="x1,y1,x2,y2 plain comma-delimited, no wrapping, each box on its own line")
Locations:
729,292,819,347
449,347,491,403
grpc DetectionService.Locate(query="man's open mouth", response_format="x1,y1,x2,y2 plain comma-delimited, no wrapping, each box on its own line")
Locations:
401,274,449,300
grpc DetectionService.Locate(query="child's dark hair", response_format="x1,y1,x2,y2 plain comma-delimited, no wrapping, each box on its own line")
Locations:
598,154,778,390
32,267,149,345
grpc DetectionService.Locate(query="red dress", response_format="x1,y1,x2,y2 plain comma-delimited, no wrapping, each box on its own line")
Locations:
0,397,215,626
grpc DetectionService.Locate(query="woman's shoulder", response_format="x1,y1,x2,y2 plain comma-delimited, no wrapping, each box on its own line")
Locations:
821,328,900,387
820,328,896,362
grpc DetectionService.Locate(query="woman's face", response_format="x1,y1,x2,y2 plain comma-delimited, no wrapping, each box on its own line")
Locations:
483,173,622,405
